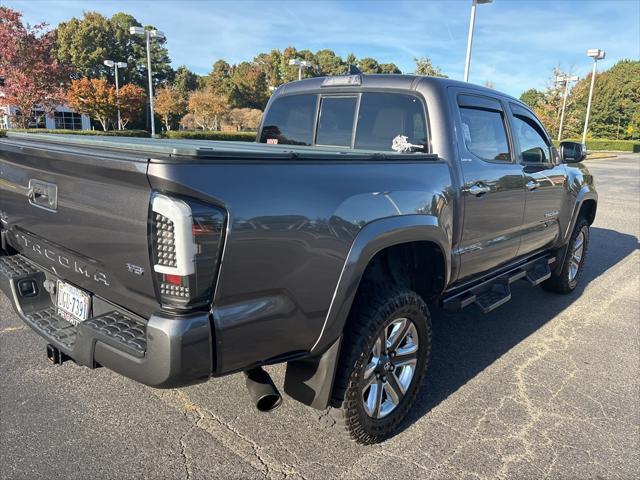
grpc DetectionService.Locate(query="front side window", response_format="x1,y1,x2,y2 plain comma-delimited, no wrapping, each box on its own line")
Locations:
355,93,427,151
513,115,550,164
259,94,317,146
315,96,357,147
459,107,510,161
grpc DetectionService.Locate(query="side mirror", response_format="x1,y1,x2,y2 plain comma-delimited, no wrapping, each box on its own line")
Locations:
560,141,586,163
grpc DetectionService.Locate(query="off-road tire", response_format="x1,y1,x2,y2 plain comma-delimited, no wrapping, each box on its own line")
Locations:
327,284,431,444
542,217,590,294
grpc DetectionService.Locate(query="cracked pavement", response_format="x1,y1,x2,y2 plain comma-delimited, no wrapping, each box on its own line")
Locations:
1,154,638,479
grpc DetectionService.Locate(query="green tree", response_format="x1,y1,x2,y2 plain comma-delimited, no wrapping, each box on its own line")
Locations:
207,59,232,96
315,49,345,76
518,61,640,140
358,57,380,74
54,11,173,88
414,57,447,77
519,88,543,109
254,50,281,87
569,60,640,139
173,65,199,98
379,63,402,74
227,62,269,110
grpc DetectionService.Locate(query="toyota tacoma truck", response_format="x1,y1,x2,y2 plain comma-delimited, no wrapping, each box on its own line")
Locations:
0,74,596,444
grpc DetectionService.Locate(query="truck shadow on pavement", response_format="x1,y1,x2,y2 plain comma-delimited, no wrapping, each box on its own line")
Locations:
401,226,639,433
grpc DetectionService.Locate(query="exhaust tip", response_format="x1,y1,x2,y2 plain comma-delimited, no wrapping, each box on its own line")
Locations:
255,392,283,412
244,367,282,412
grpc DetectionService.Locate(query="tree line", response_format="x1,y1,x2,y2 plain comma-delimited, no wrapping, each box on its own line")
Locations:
520,60,640,141
0,7,449,132
6,6,634,139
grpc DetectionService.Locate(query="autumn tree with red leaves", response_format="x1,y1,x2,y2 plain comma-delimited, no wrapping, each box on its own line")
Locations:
0,7,69,128
117,83,146,129
66,78,116,131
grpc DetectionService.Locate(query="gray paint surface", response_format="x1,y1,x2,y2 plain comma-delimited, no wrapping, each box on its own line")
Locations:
0,75,595,377
0,154,636,479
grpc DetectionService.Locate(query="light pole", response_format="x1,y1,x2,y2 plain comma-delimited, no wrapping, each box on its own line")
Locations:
555,74,578,142
104,59,128,130
288,59,313,81
582,48,605,145
130,26,165,137
463,0,492,83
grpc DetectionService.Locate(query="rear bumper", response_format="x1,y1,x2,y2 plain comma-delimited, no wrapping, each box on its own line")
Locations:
0,253,213,388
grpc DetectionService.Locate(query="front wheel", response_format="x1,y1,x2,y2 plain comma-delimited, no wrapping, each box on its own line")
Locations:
328,285,431,444
542,217,590,294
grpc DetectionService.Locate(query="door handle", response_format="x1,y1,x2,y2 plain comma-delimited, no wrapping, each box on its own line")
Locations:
526,180,539,191
467,184,491,196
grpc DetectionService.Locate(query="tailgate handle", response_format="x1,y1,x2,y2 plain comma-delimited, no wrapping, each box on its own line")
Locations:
27,180,58,212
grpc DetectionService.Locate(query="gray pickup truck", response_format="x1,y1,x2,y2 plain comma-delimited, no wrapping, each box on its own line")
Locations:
0,74,596,444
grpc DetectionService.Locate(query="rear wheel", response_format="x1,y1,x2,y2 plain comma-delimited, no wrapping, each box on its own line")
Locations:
542,217,590,294
328,285,431,444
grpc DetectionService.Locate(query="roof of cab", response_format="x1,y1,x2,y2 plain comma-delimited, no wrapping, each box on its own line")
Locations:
274,74,520,104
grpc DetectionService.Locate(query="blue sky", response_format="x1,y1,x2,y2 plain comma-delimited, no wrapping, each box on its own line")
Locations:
7,0,640,97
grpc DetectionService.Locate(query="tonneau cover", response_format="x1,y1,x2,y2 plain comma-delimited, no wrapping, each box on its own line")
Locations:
1,132,438,161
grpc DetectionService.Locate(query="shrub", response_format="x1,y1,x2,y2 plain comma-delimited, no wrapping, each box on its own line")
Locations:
558,138,640,152
8,128,150,137
164,130,256,142
0,130,6,138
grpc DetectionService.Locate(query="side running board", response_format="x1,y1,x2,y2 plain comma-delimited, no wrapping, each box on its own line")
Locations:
442,255,555,314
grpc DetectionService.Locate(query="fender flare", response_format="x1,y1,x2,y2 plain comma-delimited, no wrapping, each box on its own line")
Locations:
284,214,451,410
562,187,598,244
553,187,597,275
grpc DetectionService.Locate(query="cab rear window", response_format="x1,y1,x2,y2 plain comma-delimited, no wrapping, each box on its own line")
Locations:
259,92,428,152
259,94,317,146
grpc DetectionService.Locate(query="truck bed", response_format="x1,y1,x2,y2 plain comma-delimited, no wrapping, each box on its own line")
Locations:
1,132,438,162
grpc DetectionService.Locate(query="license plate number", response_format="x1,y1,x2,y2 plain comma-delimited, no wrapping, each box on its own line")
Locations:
56,280,91,325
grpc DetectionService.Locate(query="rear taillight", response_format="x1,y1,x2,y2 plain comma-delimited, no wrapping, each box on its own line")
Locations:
151,193,225,311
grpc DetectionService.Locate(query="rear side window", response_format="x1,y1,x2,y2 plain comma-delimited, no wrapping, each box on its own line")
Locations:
355,93,427,151
315,97,357,147
260,94,317,145
459,107,510,161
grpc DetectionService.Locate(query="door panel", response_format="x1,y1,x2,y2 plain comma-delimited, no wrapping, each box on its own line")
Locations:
520,164,567,254
454,93,525,280
508,104,568,257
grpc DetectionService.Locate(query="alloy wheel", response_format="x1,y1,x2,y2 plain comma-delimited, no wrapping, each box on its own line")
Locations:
362,317,419,419
569,229,585,281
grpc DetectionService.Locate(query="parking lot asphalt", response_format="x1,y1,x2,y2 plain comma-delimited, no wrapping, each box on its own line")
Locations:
1,154,638,480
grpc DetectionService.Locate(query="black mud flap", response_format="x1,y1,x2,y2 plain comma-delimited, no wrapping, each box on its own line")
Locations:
284,336,342,410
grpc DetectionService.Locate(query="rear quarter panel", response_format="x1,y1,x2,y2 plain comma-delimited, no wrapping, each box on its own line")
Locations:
147,159,453,373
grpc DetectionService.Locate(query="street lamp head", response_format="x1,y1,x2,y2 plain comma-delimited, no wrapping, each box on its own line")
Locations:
129,26,145,36
149,30,165,40
116,62,128,69
475,0,493,4
300,61,313,68
103,60,115,67
288,59,301,66
587,49,606,60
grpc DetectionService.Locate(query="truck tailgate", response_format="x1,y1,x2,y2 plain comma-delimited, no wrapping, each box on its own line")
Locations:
0,139,158,317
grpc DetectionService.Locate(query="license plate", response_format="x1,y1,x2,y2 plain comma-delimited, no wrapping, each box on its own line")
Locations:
56,280,91,325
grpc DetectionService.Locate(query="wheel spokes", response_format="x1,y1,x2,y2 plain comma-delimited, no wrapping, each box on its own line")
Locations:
364,380,384,418
385,373,404,404
385,318,409,351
